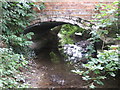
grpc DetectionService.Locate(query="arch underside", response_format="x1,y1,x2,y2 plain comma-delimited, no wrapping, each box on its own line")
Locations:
24,16,96,34
23,16,98,54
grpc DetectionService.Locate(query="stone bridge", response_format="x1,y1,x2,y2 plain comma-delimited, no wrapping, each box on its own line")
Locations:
23,15,99,55
24,15,97,34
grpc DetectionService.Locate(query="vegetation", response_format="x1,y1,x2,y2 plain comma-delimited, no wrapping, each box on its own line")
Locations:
72,46,119,88
59,24,86,45
91,1,120,44
51,1,120,88
1,1,37,53
0,48,28,88
0,1,44,88
70,1,120,88
0,0,119,89
58,1,120,88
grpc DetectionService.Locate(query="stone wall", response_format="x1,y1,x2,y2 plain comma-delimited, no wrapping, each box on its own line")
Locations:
34,0,116,20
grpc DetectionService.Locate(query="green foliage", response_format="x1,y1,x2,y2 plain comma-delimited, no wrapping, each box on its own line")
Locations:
0,32,34,47
91,1,120,41
93,1,119,26
0,32,34,54
1,1,42,52
0,1,45,88
0,48,29,88
72,46,119,88
2,1,36,35
71,1,120,88
59,24,85,45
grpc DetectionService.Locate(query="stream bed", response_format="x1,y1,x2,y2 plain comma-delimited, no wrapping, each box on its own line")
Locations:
23,49,120,89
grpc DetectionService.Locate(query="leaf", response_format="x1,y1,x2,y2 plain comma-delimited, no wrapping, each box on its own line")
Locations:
82,76,91,81
94,80,104,85
26,32,34,39
0,80,3,87
94,70,100,74
109,72,116,77
96,64,104,70
89,83,96,89
97,76,106,79
71,70,84,75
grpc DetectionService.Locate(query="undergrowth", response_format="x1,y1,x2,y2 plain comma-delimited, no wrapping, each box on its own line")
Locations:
0,1,45,88
0,48,29,88
71,1,120,88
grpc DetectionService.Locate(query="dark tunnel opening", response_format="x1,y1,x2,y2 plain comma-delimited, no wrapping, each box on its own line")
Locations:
24,21,70,59
24,21,74,51
24,21,99,63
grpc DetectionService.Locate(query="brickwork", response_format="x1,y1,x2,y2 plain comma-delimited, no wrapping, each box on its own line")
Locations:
34,0,116,20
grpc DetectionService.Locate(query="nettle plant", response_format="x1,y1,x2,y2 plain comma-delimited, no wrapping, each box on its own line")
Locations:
72,1,120,88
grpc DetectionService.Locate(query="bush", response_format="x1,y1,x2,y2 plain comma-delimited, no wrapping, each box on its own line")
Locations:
0,48,29,88
72,45,120,88
1,1,44,53
91,1,120,42
71,1,120,88
0,1,45,88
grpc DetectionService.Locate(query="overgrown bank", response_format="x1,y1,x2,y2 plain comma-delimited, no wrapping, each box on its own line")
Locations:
0,1,44,88
59,1,120,88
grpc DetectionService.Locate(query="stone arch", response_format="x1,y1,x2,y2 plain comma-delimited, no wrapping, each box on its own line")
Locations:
23,16,98,54
24,16,96,34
